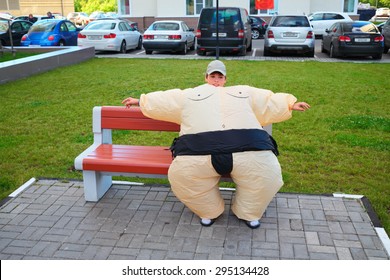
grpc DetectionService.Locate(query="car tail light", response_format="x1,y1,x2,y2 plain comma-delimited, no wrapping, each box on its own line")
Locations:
168,35,181,40
374,35,384,42
262,22,267,27
339,35,351,42
48,35,55,41
143,34,154,40
238,30,244,38
267,30,274,39
21,35,27,41
306,31,314,39
104,33,116,39
195,29,201,38
78,33,86,38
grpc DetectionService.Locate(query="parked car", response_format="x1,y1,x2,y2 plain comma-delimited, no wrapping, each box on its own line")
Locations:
21,19,80,46
88,11,106,23
14,15,49,22
143,20,195,54
75,12,89,26
196,7,252,56
375,8,390,17
321,21,384,59
105,12,119,18
78,18,142,53
381,17,390,53
263,15,315,57
308,12,353,37
0,19,32,45
250,16,268,39
66,12,80,24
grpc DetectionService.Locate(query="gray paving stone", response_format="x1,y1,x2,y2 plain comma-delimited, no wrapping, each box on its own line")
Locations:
0,179,388,260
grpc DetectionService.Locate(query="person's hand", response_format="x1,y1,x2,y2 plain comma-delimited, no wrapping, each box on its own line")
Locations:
121,97,139,108
292,102,310,111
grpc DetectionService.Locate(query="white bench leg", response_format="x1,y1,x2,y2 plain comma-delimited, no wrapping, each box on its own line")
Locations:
83,170,112,202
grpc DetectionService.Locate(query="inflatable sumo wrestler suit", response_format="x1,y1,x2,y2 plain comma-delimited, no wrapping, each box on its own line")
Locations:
138,61,297,223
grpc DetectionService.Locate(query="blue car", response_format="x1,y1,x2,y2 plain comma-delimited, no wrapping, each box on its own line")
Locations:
21,19,80,46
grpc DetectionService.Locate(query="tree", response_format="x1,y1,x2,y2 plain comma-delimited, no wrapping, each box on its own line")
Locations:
359,0,390,8
74,0,117,13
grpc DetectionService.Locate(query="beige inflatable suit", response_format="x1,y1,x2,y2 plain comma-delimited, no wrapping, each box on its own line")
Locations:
127,60,308,228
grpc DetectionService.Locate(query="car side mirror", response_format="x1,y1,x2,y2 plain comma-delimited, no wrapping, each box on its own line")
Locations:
189,28,194,32
325,29,330,33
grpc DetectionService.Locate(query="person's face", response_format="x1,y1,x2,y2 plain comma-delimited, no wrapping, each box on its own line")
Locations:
205,72,226,87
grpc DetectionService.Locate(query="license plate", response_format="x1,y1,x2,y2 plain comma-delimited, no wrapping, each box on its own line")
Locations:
88,35,102,40
155,35,168,39
355,38,370,43
283,32,298,38
212,33,227,37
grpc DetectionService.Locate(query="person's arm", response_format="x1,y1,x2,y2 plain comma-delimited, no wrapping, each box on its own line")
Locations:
291,102,310,111
121,97,139,108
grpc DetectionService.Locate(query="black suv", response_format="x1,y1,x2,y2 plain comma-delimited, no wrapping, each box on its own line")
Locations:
196,7,252,56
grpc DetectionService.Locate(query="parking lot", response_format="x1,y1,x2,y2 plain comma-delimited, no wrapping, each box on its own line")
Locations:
96,38,390,62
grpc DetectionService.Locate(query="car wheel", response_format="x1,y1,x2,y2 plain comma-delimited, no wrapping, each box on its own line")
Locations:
120,41,126,53
189,41,195,51
321,42,326,53
372,53,382,60
59,40,65,46
145,50,152,54
263,48,271,56
306,49,315,57
329,44,337,58
181,42,187,55
246,40,252,52
196,50,206,56
251,29,260,40
136,37,142,50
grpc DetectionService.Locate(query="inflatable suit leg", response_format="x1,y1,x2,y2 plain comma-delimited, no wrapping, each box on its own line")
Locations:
168,155,225,219
231,151,284,221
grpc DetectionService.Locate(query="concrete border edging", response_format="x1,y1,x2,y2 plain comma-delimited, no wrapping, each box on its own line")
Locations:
0,46,95,84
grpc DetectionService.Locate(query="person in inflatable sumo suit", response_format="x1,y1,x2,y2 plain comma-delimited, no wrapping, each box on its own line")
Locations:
122,60,310,229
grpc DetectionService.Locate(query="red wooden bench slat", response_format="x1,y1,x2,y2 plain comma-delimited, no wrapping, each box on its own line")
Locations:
83,144,173,174
101,106,180,131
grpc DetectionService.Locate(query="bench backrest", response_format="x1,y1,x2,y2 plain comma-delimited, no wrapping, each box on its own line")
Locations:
100,106,180,132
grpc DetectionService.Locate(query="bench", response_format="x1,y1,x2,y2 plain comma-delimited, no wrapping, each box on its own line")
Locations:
75,106,272,202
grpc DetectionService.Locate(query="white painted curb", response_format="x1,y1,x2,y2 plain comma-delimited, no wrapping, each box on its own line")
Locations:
9,177,36,197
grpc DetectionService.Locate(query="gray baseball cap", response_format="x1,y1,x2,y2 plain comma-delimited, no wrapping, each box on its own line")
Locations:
206,60,226,76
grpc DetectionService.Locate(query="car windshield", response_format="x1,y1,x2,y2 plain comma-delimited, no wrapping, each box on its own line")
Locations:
0,21,9,32
150,22,179,31
271,16,310,27
201,8,240,26
30,21,57,32
343,22,378,33
84,21,116,30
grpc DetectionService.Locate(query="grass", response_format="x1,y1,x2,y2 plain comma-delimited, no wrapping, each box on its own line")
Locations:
0,58,389,234
0,51,39,62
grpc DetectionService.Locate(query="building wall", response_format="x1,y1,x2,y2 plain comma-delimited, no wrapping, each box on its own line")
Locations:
0,0,74,17
120,0,360,31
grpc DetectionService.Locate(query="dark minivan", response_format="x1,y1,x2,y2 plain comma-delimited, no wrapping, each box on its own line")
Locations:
196,7,252,56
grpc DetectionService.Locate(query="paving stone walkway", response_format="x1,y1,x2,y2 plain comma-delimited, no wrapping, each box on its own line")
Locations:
0,179,389,260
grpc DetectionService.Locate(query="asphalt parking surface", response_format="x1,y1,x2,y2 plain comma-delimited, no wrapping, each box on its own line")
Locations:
95,39,390,63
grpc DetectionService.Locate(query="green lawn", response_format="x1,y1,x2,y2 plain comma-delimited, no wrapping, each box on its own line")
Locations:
0,58,389,234
0,51,38,62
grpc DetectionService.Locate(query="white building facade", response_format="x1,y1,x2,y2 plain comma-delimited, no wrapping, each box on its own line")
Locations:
117,0,358,30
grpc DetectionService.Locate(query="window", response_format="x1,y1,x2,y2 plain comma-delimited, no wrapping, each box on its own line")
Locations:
186,0,213,16
343,0,354,13
249,0,279,15
119,0,131,15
